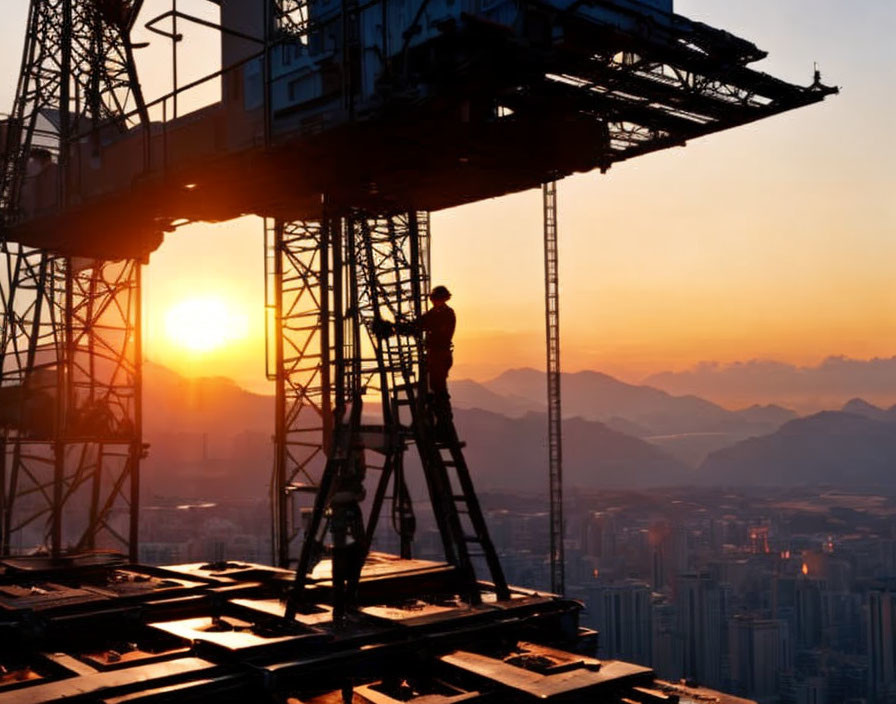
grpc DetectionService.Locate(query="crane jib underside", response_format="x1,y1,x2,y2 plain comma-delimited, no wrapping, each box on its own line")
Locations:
0,0,835,260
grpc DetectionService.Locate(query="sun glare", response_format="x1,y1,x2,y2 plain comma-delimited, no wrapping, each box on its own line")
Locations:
164,297,249,353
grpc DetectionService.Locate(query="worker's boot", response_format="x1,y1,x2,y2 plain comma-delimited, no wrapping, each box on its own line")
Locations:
431,392,453,442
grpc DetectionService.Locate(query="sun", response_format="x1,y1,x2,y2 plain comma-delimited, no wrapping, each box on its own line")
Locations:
164,297,249,353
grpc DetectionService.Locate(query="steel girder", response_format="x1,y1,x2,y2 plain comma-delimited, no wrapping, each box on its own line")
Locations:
0,1,147,558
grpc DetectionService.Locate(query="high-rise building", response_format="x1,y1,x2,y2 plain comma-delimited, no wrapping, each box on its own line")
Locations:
588,580,652,665
651,595,683,681
795,576,825,649
677,572,729,689
729,616,790,703
868,588,896,703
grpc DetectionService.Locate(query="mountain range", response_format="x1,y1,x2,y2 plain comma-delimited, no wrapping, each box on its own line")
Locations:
698,410,896,487
450,368,796,465
139,362,896,496
454,408,690,490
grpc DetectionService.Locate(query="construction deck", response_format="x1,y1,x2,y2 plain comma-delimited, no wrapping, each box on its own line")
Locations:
0,552,752,703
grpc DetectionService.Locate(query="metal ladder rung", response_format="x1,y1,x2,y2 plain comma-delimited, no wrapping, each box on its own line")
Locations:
286,482,318,494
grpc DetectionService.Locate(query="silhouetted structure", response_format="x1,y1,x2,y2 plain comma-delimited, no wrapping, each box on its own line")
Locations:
0,1,835,700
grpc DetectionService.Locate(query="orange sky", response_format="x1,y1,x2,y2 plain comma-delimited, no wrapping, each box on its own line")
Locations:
3,2,894,395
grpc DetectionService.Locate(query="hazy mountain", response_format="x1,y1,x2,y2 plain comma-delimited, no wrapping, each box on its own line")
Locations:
483,368,729,431
144,361,271,436
142,362,273,500
449,378,543,417
645,356,896,411
464,368,795,466
732,404,798,426
645,432,749,469
454,408,692,490
140,363,692,497
698,412,896,486
841,398,896,423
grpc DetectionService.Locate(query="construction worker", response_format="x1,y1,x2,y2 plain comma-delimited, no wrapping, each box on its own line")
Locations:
375,285,456,437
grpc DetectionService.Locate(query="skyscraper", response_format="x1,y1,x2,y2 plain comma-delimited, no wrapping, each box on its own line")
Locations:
677,572,729,689
729,615,790,703
868,588,896,703
589,579,652,665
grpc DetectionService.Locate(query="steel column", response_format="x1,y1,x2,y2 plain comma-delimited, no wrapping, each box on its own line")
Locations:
543,181,564,595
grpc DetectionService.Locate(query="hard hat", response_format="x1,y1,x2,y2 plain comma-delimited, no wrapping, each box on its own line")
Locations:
430,285,451,301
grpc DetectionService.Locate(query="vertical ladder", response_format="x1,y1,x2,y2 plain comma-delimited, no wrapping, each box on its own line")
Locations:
543,181,564,596
430,424,510,602
286,211,511,613
356,214,509,602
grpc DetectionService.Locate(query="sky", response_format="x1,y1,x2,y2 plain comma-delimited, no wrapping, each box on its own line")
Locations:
1,1,894,396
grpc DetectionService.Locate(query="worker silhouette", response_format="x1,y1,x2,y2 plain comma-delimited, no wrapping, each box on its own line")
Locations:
376,285,456,438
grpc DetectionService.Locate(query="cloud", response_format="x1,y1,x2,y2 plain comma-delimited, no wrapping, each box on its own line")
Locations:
643,356,896,411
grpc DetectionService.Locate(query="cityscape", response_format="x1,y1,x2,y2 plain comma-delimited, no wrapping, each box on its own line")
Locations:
128,362,896,704
132,470,896,704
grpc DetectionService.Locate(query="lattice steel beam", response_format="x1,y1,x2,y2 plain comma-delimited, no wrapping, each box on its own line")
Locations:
0,255,141,557
0,1,147,558
543,181,563,596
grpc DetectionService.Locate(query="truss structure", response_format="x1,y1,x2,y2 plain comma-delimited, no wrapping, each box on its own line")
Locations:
269,210,428,569
542,181,563,595
269,210,508,610
0,255,141,557
0,0,147,558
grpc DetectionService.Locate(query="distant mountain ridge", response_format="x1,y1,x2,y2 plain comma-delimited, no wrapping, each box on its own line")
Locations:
841,397,896,423
455,408,691,490
140,363,896,493
454,367,797,432
450,367,797,465
140,363,691,495
698,411,896,487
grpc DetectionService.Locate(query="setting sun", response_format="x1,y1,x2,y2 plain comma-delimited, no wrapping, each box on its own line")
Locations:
164,297,249,353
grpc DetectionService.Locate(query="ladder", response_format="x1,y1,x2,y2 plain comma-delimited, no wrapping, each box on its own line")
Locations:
357,214,510,603
285,211,509,615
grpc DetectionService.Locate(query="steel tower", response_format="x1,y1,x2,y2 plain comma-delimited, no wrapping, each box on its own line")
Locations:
0,0,149,558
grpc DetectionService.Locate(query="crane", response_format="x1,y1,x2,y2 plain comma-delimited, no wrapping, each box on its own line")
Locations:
0,1,835,585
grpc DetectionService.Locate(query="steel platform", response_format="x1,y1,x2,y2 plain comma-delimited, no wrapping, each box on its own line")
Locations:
0,552,754,703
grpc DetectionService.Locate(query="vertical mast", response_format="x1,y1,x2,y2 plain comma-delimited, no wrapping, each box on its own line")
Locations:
543,181,564,595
